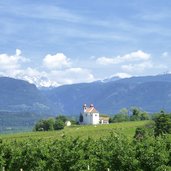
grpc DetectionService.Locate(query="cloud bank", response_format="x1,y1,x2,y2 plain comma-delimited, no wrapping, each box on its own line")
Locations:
43,53,71,69
0,49,95,87
96,50,150,65
0,49,170,87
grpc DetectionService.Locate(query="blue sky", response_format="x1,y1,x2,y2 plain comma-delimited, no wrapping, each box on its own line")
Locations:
0,0,171,86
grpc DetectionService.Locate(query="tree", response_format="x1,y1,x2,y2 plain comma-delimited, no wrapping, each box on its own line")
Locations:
46,118,55,131
54,115,66,130
112,113,129,122
140,112,150,120
54,119,65,130
56,115,67,123
34,118,55,131
79,113,83,123
154,113,171,136
110,108,129,123
34,115,67,131
130,107,141,121
134,127,147,141
130,107,150,121
34,119,46,131
135,136,169,170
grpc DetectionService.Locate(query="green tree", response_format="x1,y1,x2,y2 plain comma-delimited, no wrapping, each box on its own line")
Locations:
135,136,169,171
56,115,67,123
155,165,171,171
130,107,141,121
34,118,55,131
140,112,150,120
54,119,65,130
112,113,129,122
79,113,83,123
154,113,171,136
112,108,129,122
46,118,55,131
134,127,147,141
130,107,150,121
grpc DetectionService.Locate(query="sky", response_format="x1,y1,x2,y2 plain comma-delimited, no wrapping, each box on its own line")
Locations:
0,0,171,87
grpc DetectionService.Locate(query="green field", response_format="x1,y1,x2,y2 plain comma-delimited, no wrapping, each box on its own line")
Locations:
1,120,152,141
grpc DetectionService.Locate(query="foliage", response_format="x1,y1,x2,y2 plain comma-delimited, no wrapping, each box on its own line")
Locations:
56,115,68,123
34,115,68,131
34,118,55,131
134,122,155,141
54,119,65,130
135,136,170,171
112,113,129,122
110,108,129,123
154,112,171,136
79,113,83,123
134,127,147,141
155,165,171,171
130,107,150,121
1,130,171,170
110,107,150,123
3,111,171,170
2,120,150,141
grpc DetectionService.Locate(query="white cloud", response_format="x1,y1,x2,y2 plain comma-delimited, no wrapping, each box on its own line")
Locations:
16,49,22,56
162,52,168,57
0,50,95,87
111,72,132,78
121,61,167,74
121,61,153,73
0,49,170,87
96,50,151,65
48,68,94,85
43,53,71,69
121,61,155,74
0,53,19,70
0,49,29,70
96,57,115,65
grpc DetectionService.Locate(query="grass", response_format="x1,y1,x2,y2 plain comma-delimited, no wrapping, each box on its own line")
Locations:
0,120,152,141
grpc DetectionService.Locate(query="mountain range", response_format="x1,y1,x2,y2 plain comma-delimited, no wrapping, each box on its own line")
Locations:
0,74,171,132
43,74,171,115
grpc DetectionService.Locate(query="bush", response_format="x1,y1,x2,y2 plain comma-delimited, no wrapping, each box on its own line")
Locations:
54,119,65,130
154,113,171,136
34,115,67,131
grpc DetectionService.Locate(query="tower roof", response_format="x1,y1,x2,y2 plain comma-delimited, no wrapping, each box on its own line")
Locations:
84,104,98,113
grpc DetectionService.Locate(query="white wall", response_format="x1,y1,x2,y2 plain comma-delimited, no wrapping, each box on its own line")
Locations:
92,113,99,125
83,112,99,125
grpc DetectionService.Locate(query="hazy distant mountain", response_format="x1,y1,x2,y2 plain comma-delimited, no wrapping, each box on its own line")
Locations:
43,74,171,115
0,77,52,114
1,74,171,118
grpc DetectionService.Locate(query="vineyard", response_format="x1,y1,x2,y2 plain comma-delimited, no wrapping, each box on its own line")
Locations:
1,120,171,170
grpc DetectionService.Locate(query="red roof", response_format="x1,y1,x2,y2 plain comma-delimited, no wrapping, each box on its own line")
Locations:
85,107,98,113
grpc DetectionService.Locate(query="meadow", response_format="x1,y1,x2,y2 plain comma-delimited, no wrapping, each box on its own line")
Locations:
1,120,151,141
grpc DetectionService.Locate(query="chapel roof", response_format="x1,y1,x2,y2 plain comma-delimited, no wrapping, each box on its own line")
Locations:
85,107,98,113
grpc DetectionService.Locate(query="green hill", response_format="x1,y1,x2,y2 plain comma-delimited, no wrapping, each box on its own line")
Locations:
1,120,151,141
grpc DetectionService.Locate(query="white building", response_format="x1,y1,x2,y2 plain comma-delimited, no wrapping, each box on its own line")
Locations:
81,104,99,125
65,121,71,126
99,116,109,124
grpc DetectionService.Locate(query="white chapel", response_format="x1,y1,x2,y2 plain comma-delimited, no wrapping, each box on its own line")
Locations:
81,104,99,125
